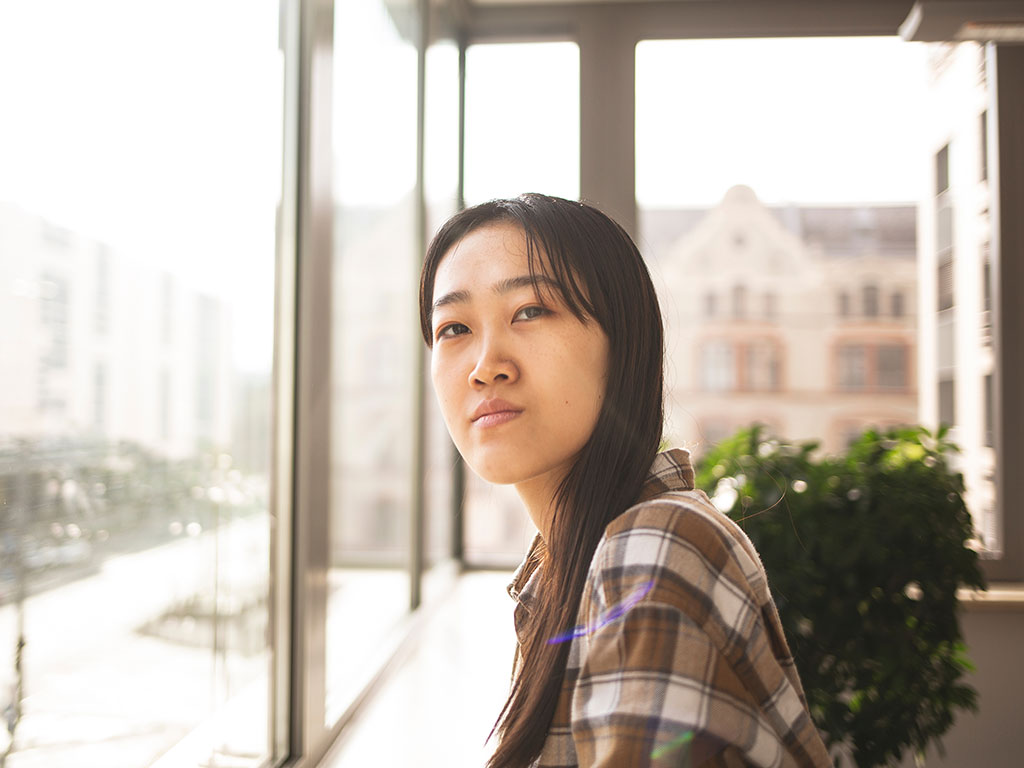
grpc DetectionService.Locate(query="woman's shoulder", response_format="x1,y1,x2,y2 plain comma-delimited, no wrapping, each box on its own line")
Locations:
589,488,771,617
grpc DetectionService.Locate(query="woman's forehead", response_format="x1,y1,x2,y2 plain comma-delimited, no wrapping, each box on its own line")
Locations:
433,222,546,295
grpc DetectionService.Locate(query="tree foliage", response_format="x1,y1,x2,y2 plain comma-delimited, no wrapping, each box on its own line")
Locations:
695,425,985,767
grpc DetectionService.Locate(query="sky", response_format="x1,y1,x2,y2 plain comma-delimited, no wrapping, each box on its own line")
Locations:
635,36,930,207
0,3,930,371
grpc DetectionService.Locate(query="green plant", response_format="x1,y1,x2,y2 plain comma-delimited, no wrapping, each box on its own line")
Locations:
695,425,985,768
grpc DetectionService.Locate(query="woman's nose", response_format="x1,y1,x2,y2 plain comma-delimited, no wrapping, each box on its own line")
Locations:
469,335,519,387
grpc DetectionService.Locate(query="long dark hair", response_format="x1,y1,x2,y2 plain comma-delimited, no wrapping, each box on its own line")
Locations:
419,194,664,768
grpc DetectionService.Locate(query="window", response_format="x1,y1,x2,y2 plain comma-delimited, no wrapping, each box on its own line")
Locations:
704,292,717,317
877,345,908,389
936,143,950,194
701,340,737,392
763,292,777,320
982,248,992,314
743,341,781,391
838,291,851,317
938,378,956,427
0,4,282,766
838,344,868,390
732,284,747,319
984,373,994,448
863,284,879,318
891,290,904,318
980,110,988,182
329,0,421,721
938,258,954,311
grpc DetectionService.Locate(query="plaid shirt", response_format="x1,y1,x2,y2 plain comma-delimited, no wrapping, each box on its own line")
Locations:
507,449,830,767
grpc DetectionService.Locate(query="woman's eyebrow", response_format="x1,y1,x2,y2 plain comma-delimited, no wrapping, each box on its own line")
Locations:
432,275,558,313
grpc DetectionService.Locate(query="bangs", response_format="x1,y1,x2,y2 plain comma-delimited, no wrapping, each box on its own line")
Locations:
518,215,599,327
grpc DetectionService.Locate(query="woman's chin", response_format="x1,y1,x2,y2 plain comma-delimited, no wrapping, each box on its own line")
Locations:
465,455,531,486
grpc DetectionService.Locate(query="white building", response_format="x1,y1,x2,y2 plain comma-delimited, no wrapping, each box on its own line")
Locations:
658,185,918,456
0,203,232,459
918,42,998,553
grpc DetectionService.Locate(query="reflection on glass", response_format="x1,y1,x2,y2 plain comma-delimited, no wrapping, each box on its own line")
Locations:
0,2,281,766
327,0,418,723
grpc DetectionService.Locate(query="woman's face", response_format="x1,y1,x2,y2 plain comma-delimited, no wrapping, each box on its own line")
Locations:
429,222,610,491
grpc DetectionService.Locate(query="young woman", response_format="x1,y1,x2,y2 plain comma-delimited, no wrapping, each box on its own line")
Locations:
419,194,829,768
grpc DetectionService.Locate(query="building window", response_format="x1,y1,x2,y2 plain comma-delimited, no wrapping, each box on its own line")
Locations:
980,110,988,182
763,292,776,320
39,272,69,369
877,345,908,389
938,378,955,427
743,341,780,391
96,248,110,335
982,248,992,314
936,143,949,195
704,292,716,318
937,258,954,311
732,285,746,319
891,291,904,318
984,373,994,447
838,345,868,390
863,284,879,318
838,291,850,317
701,340,736,392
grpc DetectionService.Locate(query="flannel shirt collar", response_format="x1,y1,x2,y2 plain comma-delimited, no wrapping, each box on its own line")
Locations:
506,448,695,622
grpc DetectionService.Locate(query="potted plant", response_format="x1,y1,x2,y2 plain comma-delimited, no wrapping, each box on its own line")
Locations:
695,425,985,767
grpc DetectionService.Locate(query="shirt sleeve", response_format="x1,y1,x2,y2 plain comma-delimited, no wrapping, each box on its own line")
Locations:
568,499,829,768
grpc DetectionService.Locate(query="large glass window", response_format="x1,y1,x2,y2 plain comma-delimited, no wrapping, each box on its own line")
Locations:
422,22,461,589
0,2,283,766
327,0,420,723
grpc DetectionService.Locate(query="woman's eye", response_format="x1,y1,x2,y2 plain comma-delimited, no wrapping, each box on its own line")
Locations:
514,305,549,321
437,322,470,339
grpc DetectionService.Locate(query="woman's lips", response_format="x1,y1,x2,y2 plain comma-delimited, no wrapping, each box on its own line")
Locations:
471,398,523,426
473,410,522,428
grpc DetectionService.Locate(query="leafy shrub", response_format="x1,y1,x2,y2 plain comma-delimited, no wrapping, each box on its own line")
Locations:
695,425,985,767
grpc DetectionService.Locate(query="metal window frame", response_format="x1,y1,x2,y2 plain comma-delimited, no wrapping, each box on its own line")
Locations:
275,0,465,765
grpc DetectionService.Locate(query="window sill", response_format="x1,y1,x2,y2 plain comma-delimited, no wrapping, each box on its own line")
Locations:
958,584,1024,612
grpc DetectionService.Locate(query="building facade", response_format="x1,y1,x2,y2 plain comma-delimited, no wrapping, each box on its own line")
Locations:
656,185,918,456
918,42,998,553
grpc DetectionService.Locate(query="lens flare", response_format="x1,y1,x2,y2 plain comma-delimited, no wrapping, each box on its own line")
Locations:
546,579,655,644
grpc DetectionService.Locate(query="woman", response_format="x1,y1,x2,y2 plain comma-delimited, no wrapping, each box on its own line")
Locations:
419,194,829,768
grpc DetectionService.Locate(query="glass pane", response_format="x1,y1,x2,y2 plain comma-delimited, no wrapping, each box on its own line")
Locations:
327,0,418,723
637,36,997,552
464,42,579,205
0,2,282,767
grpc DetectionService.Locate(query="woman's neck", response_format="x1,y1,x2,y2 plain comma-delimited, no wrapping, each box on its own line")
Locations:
514,467,568,542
